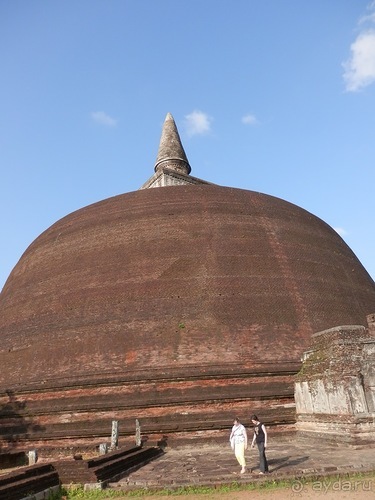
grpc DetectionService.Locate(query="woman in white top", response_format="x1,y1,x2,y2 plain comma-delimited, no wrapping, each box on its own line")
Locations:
229,417,248,474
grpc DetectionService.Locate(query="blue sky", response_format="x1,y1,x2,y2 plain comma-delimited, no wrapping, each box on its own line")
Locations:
1,0,375,291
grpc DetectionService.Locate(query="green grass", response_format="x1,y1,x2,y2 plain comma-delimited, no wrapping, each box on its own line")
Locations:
53,470,375,498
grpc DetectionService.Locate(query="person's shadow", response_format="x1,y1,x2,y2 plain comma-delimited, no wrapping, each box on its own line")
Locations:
267,455,309,472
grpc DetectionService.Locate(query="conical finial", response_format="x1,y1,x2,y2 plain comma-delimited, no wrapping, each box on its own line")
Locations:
154,113,191,175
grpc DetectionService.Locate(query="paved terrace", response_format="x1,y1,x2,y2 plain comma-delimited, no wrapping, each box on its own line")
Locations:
109,435,375,492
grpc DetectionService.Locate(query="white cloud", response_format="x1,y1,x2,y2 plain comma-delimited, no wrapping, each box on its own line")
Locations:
343,31,375,91
343,3,375,91
184,110,212,136
91,111,117,127
359,1,375,25
241,114,258,125
334,227,348,237
359,12,375,25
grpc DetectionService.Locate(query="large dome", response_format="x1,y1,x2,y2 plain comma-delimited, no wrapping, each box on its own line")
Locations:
1,184,375,384
1,114,374,448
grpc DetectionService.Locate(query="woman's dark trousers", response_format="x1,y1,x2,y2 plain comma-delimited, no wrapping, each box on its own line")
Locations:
257,442,269,473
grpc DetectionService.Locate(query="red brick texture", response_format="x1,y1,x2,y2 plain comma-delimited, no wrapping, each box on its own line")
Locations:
1,185,374,447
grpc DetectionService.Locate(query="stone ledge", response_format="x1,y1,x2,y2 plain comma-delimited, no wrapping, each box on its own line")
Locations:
112,466,375,494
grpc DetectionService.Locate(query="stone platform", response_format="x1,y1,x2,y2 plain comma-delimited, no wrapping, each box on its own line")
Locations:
109,436,375,492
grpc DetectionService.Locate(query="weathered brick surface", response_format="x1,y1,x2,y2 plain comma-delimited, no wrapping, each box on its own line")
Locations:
1,185,375,446
0,367,297,450
295,323,375,445
296,325,371,379
368,313,375,336
0,463,59,500
52,445,163,484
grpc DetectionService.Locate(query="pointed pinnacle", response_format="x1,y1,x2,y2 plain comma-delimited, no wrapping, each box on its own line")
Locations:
154,113,191,175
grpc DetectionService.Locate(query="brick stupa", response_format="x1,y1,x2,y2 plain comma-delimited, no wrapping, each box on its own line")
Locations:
1,114,375,450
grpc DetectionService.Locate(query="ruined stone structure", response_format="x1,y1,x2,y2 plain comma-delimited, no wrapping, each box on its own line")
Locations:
295,314,375,446
1,113,375,451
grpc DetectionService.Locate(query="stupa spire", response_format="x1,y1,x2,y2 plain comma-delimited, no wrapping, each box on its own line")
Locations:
154,113,191,175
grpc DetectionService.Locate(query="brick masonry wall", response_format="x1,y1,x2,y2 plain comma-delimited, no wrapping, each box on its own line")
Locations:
1,185,375,448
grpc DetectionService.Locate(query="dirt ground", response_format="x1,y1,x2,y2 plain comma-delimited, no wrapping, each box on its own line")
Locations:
109,480,375,499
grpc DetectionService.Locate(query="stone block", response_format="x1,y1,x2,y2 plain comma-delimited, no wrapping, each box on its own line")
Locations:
294,381,313,414
295,323,375,445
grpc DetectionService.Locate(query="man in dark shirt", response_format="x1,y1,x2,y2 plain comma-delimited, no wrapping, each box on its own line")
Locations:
250,414,269,474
